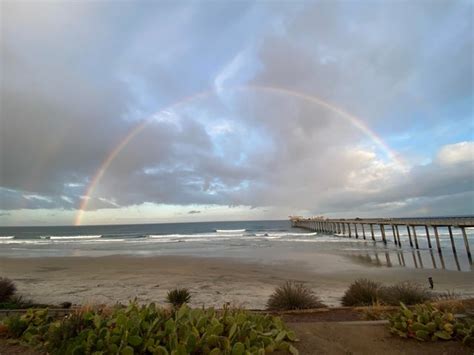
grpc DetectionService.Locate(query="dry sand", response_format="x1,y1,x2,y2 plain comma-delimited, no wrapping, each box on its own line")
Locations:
1,255,474,308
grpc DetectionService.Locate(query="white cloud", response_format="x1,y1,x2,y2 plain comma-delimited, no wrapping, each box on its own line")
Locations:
437,141,474,165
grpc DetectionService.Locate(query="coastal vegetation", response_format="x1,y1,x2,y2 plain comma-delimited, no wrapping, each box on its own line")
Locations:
380,281,432,306
0,277,16,303
342,278,433,307
1,302,299,354
341,279,381,307
0,278,46,310
389,302,473,345
266,282,325,311
166,288,191,308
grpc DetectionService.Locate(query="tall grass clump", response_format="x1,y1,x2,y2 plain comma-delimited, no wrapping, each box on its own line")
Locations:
380,281,432,306
0,277,16,302
341,278,381,307
166,288,191,307
267,281,325,310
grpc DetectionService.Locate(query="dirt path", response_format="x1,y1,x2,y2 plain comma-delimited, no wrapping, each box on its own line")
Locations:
289,322,472,355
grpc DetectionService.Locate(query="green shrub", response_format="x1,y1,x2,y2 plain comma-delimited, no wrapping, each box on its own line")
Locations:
2,302,299,354
457,318,474,346
166,288,191,307
3,314,28,337
361,301,388,320
0,295,38,310
380,281,432,306
266,281,325,310
389,302,473,344
341,279,381,307
0,277,16,302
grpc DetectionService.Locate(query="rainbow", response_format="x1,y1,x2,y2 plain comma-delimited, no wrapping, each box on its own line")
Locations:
74,85,406,226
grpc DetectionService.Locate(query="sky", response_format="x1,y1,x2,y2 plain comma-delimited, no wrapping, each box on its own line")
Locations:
0,0,473,226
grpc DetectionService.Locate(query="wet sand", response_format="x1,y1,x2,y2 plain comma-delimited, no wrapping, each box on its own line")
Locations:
1,255,473,308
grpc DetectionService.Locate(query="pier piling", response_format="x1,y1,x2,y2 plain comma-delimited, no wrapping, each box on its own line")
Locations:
290,216,473,262
370,224,375,241
433,226,442,254
461,227,472,264
425,225,432,249
412,226,419,249
380,224,386,244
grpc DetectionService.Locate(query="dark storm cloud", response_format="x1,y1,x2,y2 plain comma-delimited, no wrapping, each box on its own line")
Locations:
0,0,472,222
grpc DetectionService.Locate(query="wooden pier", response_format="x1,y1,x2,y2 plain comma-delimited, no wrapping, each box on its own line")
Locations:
290,216,473,264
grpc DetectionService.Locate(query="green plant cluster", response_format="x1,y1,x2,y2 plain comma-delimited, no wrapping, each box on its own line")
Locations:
341,279,432,307
266,281,325,311
166,288,191,308
389,302,473,345
0,277,46,309
3,302,299,354
0,277,16,302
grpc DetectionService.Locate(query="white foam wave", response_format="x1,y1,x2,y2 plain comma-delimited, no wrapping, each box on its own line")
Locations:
255,232,317,237
0,239,49,245
149,233,216,239
49,235,102,240
149,232,245,239
0,236,14,240
216,229,246,233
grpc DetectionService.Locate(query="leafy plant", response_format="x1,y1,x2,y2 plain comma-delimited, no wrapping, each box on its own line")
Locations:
456,318,474,346
389,302,460,341
166,288,191,307
361,301,388,321
341,279,381,307
2,301,300,354
3,314,28,337
0,277,16,302
266,281,325,311
380,281,432,306
0,295,40,310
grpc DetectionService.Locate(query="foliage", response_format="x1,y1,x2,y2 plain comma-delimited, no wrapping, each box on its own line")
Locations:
341,279,381,307
434,290,459,301
0,295,40,310
60,301,73,309
266,281,325,311
380,282,432,306
166,288,191,307
2,302,299,354
456,318,474,347
360,301,388,321
0,277,16,302
389,302,473,345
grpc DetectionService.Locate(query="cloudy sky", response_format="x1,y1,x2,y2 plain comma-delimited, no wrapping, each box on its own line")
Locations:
1,0,473,226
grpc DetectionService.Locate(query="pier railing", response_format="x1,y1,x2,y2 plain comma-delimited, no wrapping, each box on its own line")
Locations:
290,216,473,264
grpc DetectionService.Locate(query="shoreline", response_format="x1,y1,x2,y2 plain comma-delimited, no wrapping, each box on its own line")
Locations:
1,254,473,308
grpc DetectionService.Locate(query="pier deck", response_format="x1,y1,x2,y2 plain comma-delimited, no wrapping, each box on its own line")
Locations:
290,216,474,264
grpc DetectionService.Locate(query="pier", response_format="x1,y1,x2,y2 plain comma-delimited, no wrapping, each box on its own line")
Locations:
290,216,473,264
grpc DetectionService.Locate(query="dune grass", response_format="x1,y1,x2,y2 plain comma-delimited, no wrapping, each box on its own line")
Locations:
267,281,325,311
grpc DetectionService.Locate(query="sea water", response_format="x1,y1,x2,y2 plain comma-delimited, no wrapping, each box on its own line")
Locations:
0,220,473,271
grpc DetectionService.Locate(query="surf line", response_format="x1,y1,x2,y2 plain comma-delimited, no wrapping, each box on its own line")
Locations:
75,85,406,226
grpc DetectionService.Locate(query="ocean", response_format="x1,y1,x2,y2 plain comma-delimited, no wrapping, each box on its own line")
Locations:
0,220,473,272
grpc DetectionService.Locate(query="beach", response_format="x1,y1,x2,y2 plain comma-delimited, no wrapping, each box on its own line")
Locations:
2,254,474,308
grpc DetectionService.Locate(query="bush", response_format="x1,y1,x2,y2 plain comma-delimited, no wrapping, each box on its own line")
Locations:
0,295,48,310
361,301,389,320
341,279,381,307
389,302,474,344
166,288,191,307
0,277,16,302
2,302,300,354
267,281,325,310
380,281,432,306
